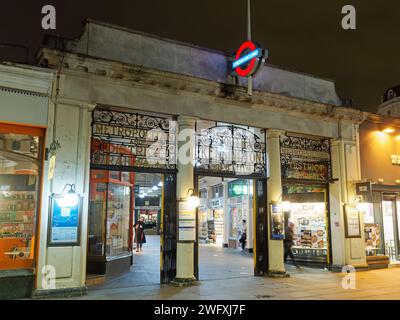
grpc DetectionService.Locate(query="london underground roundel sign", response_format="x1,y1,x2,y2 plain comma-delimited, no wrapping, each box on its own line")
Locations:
232,41,266,77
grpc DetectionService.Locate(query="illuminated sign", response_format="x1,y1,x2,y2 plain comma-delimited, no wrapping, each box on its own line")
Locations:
228,179,249,197
232,41,266,77
391,154,400,166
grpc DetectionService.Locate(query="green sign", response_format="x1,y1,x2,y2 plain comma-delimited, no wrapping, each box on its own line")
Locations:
228,180,248,197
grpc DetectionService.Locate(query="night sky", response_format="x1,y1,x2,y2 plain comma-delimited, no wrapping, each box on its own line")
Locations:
1,0,399,112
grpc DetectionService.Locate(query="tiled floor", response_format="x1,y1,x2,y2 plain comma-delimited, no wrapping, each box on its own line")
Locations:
77,236,400,300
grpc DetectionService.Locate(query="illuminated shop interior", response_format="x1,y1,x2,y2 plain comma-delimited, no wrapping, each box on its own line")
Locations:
0,129,41,270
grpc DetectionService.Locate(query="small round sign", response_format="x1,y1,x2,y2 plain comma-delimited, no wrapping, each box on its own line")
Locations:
232,41,265,77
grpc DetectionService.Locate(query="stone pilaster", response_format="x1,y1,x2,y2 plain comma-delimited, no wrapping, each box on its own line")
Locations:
175,115,198,282
266,129,286,276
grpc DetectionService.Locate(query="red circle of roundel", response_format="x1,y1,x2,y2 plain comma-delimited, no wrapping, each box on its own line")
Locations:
235,40,257,77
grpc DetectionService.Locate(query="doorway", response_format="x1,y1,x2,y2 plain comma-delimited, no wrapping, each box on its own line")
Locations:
382,195,400,261
195,175,266,280
87,171,176,288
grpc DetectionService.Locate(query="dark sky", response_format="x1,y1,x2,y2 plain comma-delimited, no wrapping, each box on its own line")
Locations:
1,0,399,112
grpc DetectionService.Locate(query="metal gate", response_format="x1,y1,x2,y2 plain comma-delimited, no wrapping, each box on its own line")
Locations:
160,173,177,283
254,178,268,275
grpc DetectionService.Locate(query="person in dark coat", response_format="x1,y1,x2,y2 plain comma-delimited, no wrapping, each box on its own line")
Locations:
284,222,301,269
134,217,146,252
239,232,247,251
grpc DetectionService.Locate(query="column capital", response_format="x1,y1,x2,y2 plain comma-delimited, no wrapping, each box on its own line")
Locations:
331,138,356,146
177,115,198,128
267,128,285,139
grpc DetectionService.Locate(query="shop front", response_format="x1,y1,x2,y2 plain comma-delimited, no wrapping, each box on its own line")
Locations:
87,106,177,283
359,184,400,268
359,115,400,268
280,133,332,268
194,120,268,277
0,123,45,298
0,63,56,299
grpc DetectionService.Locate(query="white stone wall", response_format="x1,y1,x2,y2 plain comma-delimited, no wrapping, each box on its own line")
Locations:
37,47,368,280
35,99,93,293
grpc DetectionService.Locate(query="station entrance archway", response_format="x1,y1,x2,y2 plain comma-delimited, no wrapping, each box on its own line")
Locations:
194,175,268,280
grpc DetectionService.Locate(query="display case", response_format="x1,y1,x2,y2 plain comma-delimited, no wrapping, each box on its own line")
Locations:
0,189,37,269
87,169,134,275
198,207,208,242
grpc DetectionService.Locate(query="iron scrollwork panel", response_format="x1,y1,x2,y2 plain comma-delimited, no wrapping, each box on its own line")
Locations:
280,134,332,182
91,108,177,170
195,124,267,177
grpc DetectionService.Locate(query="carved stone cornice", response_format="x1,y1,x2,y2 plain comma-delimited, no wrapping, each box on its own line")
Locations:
37,48,367,124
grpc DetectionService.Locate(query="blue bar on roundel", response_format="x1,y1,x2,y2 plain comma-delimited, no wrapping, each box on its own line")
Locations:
232,48,260,69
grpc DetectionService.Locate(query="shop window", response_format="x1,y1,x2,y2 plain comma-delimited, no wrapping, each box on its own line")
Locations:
283,185,329,264
0,125,43,270
88,170,134,257
211,184,223,199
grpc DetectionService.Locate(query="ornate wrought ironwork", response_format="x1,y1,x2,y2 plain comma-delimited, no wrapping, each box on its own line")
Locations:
280,134,332,182
91,108,177,170
195,124,267,177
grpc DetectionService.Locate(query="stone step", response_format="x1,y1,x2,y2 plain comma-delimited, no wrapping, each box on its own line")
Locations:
388,262,400,269
85,274,106,286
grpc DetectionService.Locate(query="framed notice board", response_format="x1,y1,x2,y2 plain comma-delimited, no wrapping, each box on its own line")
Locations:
344,204,361,238
47,195,82,246
177,200,196,242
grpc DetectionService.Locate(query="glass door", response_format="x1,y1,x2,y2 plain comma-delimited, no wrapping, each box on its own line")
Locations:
382,195,399,261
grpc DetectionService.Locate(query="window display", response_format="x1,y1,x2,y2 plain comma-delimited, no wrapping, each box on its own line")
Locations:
106,183,131,256
284,185,329,264
365,223,382,256
0,126,43,270
198,189,208,242
88,170,134,257
365,193,400,262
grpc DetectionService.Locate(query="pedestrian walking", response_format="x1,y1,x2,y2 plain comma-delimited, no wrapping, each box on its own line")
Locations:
284,222,301,269
134,217,146,252
239,231,247,251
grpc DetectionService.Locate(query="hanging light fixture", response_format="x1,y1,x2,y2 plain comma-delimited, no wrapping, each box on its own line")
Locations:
186,188,200,208
56,184,79,208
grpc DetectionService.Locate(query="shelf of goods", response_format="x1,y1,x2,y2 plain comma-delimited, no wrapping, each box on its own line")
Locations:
0,191,36,269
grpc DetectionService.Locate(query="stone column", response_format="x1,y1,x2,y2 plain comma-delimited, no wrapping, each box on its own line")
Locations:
175,115,198,282
329,139,346,270
339,136,368,269
267,129,286,275
247,180,254,251
223,180,229,247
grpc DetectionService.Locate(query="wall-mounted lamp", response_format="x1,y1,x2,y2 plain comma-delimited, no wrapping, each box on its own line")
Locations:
185,188,200,209
281,201,292,212
378,123,396,134
55,184,79,208
382,128,395,134
274,194,292,212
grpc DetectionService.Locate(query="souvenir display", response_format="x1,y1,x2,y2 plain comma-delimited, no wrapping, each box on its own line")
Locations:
364,223,382,256
290,202,328,257
0,191,36,240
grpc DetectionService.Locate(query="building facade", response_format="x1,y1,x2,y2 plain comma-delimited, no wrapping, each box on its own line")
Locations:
359,88,400,268
0,20,370,298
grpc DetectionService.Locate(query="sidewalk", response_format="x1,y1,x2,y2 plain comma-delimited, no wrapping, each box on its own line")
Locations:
72,237,400,300
76,266,400,300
